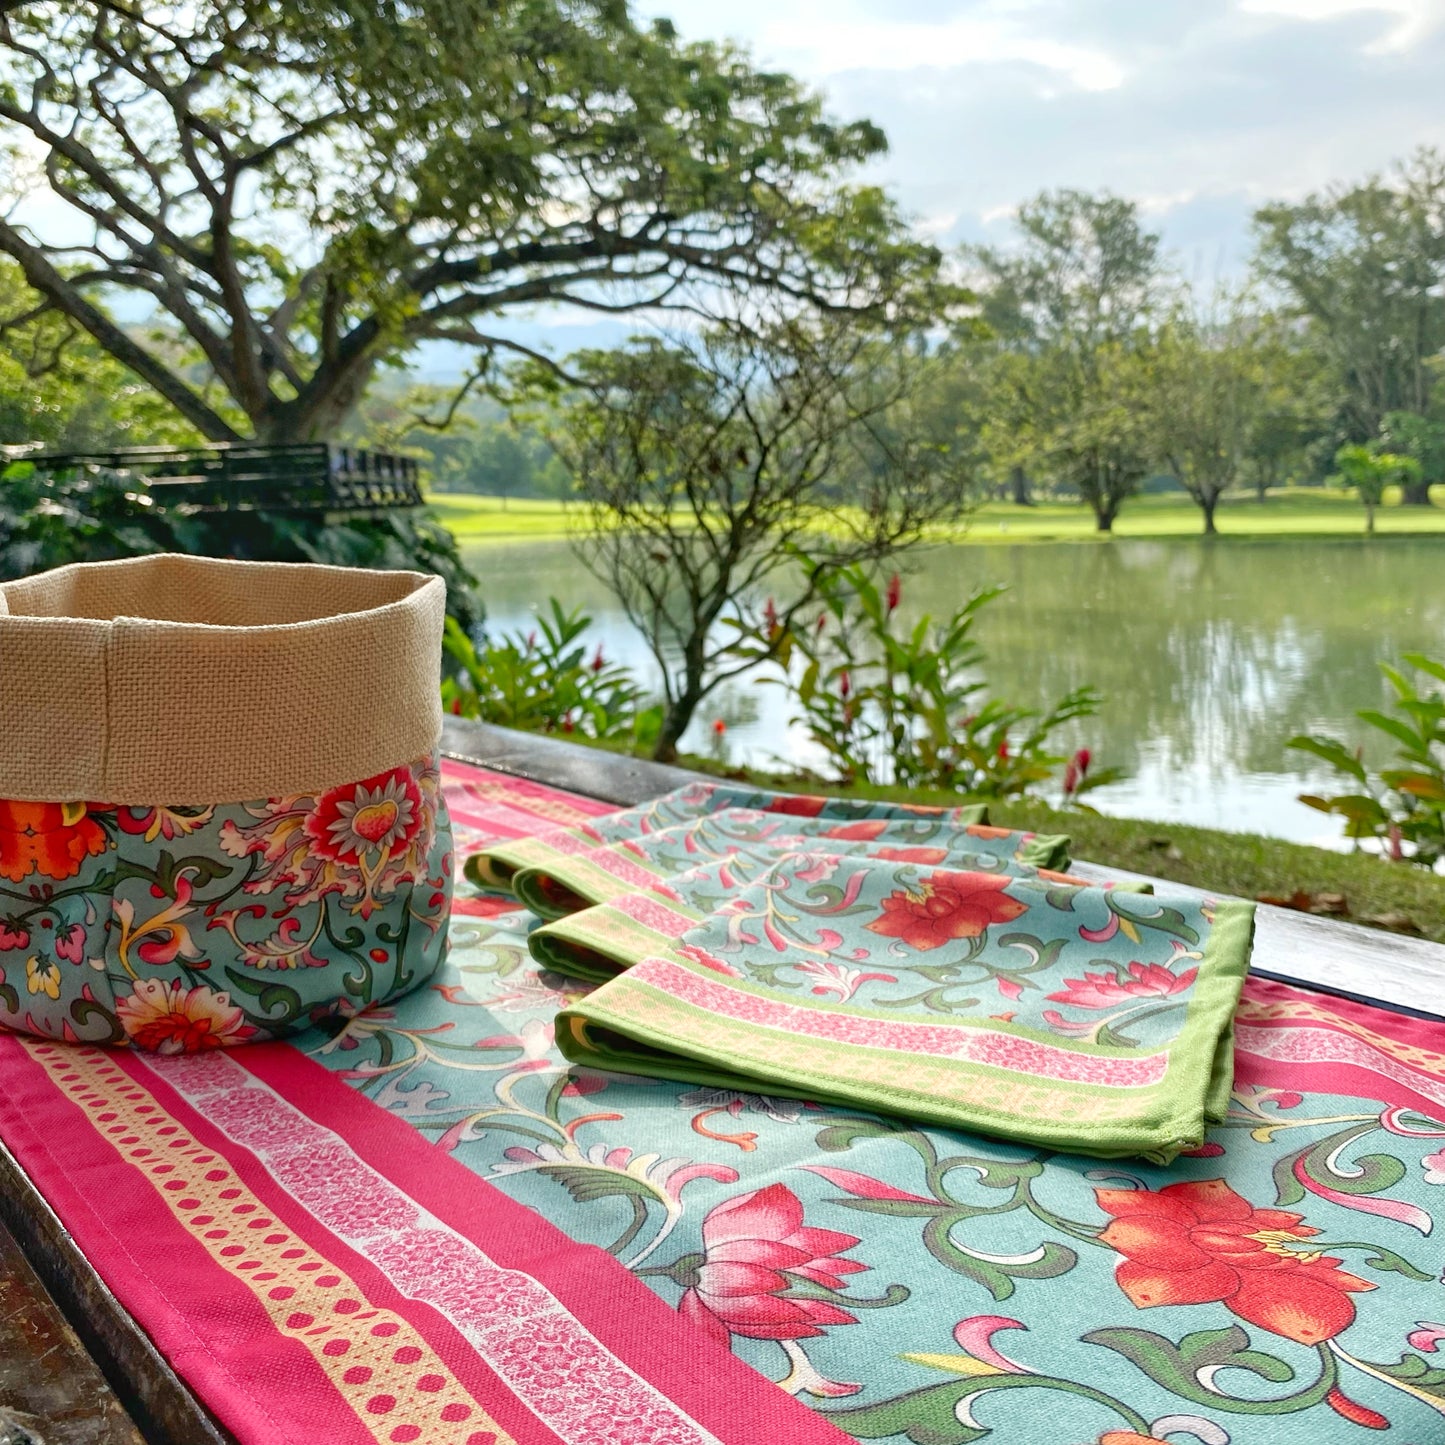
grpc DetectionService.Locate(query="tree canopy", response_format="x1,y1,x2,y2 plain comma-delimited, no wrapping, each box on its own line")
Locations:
0,0,940,443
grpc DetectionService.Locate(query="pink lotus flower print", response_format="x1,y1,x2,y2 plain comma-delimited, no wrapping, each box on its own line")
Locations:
1046,961,1198,1010
678,1183,867,1348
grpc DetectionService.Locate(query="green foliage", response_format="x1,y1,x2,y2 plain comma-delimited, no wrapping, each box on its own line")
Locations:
750,563,1115,800
441,604,659,747
1332,443,1421,532
0,461,483,630
1254,148,1445,447
0,461,190,575
1289,652,1445,867
1,1,940,443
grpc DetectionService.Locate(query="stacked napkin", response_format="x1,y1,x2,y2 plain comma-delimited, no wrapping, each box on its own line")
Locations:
467,784,1253,1163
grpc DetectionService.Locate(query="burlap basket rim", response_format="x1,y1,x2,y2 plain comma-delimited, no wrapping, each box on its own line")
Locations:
1,554,445,806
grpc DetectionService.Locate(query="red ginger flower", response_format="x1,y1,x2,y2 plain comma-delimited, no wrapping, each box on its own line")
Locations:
865,871,1027,951
886,572,901,612
678,1183,866,1347
1096,1178,1374,1345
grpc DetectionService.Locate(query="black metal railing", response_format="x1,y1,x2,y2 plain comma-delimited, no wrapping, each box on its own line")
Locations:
11,443,424,513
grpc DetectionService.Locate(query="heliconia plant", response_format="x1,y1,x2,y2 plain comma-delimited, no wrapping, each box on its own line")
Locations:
743,562,1119,802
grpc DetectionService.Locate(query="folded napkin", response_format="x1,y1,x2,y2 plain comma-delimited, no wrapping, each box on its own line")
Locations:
509,806,1071,920
464,779,991,910
529,836,1118,983
555,853,1253,1163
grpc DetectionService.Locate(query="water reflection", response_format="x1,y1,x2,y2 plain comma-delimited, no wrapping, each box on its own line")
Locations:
461,536,1445,844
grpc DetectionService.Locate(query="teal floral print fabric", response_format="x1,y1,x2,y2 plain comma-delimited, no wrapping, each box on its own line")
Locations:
299,901,1445,1444
0,755,452,1050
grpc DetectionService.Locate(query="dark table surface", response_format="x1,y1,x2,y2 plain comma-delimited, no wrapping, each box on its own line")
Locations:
2,715,1442,1444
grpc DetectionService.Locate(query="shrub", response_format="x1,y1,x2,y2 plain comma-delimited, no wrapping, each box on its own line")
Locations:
442,602,660,747
1289,653,1445,867
0,460,483,630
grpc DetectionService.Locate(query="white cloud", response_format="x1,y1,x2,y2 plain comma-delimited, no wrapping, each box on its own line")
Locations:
1236,0,1445,50
638,0,1445,269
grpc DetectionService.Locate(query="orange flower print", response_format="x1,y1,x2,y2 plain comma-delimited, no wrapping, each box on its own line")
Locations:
0,801,110,883
864,871,1027,951
1096,1178,1374,1345
116,978,257,1053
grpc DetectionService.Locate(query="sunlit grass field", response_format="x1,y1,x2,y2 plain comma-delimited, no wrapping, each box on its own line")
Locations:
431,485,1445,544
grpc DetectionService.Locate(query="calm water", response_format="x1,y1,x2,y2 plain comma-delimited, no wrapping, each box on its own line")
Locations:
461,536,1445,846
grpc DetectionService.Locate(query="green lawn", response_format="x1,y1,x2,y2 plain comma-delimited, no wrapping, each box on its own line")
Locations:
431,485,1445,545
428,493,585,540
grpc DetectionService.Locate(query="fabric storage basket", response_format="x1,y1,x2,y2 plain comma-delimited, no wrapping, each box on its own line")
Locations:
0,554,452,1053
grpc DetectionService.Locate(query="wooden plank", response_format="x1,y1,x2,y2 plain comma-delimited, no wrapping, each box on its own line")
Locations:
0,1140,233,1445
440,716,1445,1019
0,1215,147,1445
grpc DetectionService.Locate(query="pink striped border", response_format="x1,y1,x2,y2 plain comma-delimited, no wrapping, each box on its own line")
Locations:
623,956,1172,1088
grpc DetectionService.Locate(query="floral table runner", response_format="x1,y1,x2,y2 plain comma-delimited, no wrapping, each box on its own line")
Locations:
4,759,1445,1445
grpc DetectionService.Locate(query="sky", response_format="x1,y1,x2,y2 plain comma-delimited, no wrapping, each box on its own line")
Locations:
414,0,1445,371
635,0,1445,271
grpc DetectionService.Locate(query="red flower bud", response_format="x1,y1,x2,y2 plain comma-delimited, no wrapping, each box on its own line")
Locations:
886,573,901,612
996,740,1009,761
562,713,574,733
1074,748,1092,775
591,645,605,673
839,669,851,700
1062,761,1079,796
816,612,827,635
764,597,778,632
1388,824,1404,861
450,696,463,715
712,719,726,735
1325,1386,1389,1430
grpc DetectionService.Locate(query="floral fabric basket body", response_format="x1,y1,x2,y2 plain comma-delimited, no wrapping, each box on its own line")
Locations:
0,555,453,1053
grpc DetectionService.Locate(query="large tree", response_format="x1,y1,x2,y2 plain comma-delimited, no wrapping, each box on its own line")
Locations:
1151,296,1274,535
0,1,936,444
965,190,1165,525
1254,149,1445,503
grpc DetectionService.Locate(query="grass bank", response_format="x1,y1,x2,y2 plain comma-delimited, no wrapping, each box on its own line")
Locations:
432,486,1445,545
653,752,1445,945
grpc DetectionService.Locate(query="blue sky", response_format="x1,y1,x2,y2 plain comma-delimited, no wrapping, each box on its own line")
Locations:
419,0,1445,372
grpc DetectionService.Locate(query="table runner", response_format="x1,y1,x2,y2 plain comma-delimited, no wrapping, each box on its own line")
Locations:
5,757,1445,1444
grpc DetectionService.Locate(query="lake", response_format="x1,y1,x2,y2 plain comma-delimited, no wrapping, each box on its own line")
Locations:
460,535,1445,846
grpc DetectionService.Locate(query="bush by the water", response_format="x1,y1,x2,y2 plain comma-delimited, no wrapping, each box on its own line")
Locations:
1290,652,1445,867
0,461,483,631
740,564,1116,801
442,603,661,749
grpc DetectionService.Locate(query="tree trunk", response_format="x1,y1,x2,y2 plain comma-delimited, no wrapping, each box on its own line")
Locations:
1094,505,1115,533
653,678,705,764
1365,501,1376,535
1401,476,1434,506
653,701,692,764
1009,465,1033,507
1201,492,1218,536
